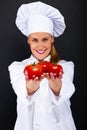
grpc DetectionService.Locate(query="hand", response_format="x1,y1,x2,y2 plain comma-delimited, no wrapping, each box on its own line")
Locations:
45,72,62,96
25,74,44,95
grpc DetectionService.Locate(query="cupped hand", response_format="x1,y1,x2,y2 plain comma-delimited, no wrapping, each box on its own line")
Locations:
25,74,45,95
45,72,62,96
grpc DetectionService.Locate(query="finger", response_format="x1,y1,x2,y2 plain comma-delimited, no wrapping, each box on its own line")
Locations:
45,73,50,79
58,72,63,79
25,75,29,81
50,72,55,80
24,71,28,76
40,74,45,81
34,76,39,81
53,73,58,78
32,75,36,79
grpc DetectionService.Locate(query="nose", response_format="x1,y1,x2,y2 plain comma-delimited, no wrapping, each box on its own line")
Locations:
37,42,45,50
38,46,44,50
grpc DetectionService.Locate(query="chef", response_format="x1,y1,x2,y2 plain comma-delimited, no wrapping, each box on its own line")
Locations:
8,1,76,130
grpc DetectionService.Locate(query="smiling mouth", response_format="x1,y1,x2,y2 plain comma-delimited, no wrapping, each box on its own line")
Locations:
36,49,46,54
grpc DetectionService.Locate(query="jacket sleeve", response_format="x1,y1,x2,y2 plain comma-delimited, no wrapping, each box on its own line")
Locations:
8,61,38,106
49,60,75,106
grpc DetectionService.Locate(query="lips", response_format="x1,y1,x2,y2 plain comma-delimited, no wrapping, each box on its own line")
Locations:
36,49,46,54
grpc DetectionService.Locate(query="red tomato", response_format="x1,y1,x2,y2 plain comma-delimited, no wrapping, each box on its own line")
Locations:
24,61,63,79
50,64,63,77
38,61,52,73
24,63,43,79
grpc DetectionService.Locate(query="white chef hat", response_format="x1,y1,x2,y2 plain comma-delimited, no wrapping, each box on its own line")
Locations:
15,1,66,37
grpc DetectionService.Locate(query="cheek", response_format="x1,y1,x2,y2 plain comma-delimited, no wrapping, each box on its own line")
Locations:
46,42,52,49
29,43,36,49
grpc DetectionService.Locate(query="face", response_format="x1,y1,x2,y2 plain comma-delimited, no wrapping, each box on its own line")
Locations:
27,32,54,61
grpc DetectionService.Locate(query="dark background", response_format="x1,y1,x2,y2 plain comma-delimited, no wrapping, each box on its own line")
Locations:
0,0,86,130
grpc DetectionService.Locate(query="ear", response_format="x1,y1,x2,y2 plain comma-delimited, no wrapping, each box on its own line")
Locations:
27,37,30,45
51,37,54,44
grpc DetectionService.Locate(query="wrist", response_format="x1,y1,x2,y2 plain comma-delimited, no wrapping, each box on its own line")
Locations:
51,88,60,96
27,87,39,96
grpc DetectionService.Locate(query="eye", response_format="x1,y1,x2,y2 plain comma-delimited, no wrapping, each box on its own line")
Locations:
32,38,38,42
43,38,49,41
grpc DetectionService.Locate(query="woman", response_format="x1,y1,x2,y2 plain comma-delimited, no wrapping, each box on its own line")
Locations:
8,1,76,130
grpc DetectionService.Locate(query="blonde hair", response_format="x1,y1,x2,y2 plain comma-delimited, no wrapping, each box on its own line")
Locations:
50,44,60,63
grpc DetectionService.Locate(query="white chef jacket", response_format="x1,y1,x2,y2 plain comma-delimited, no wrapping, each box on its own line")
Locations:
8,55,76,130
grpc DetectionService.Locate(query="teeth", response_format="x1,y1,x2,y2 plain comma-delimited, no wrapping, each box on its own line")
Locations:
36,50,45,54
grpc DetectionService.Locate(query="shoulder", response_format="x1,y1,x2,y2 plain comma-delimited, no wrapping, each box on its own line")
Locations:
58,60,75,73
8,57,31,72
58,60,74,68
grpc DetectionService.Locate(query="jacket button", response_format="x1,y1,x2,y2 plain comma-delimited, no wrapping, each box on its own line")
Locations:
34,123,39,128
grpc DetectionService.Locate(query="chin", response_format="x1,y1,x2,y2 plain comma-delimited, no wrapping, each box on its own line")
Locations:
33,51,50,61
37,57,45,61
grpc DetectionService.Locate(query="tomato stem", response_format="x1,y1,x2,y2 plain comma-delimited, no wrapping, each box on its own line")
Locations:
32,62,36,66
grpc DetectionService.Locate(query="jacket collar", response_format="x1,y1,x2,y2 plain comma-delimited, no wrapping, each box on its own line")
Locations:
29,54,51,64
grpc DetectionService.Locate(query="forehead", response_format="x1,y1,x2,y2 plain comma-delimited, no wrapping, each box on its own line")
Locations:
29,32,51,38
